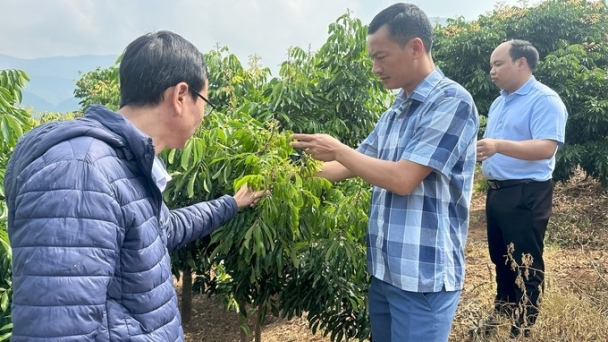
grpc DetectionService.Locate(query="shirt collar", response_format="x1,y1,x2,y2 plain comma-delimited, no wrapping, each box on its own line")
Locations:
152,156,172,192
408,68,445,103
500,76,536,97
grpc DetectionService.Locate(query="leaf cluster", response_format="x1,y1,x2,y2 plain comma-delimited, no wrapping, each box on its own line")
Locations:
0,69,33,341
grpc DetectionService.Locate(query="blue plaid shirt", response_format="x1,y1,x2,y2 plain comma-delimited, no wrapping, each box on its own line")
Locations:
357,68,479,292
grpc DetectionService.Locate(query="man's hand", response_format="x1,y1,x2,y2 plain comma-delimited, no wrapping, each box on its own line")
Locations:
476,138,499,162
290,133,345,162
233,184,269,210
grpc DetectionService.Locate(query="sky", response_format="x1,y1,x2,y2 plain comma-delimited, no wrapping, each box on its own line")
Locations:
0,0,525,70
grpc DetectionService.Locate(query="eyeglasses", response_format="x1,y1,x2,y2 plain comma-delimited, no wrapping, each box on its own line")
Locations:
191,89,215,115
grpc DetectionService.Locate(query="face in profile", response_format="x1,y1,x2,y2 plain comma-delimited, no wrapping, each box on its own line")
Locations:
185,85,210,141
167,83,211,149
368,25,419,92
489,42,521,92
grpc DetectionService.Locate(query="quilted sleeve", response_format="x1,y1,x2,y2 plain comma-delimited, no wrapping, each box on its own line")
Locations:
163,195,238,252
8,159,120,341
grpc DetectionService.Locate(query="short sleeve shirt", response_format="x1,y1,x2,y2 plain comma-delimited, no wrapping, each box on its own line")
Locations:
357,68,479,292
482,77,568,181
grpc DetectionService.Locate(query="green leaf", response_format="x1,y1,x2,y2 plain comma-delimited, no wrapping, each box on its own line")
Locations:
186,171,197,198
181,140,193,170
167,149,176,164
0,292,8,312
0,332,11,342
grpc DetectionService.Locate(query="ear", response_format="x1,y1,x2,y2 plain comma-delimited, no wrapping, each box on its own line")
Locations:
517,57,528,69
170,82,190,116
410,38,425,57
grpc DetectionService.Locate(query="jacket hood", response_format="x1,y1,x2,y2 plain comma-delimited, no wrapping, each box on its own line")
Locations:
6,105,155,194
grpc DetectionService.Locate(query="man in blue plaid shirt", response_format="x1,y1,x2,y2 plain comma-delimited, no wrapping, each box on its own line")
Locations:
291,3,479,342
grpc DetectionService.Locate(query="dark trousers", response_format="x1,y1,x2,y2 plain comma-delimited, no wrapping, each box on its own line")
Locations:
486,179,553,327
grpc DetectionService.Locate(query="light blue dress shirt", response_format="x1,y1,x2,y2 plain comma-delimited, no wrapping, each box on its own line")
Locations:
482,77,568,181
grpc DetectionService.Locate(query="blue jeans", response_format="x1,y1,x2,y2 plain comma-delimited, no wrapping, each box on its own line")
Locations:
369,276,461,342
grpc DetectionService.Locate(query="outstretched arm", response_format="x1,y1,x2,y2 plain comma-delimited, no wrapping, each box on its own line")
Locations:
291,96,478,195
164,185,267,251
291,134,431,195
316,161,356,182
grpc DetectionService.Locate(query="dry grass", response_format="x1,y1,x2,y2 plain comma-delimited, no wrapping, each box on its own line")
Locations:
182,169,608,341
451,245,608,341
547,172,608,248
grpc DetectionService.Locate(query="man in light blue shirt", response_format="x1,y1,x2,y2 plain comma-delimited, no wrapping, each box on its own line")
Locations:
477,39,568,338
291,3,479,341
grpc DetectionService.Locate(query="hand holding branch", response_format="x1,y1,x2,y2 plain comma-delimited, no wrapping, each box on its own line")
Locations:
233,184,269,210
290,133,345,162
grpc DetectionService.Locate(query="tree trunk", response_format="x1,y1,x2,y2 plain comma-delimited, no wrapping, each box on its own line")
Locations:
239,312,249,342
180,267,193,324
255,309,262,342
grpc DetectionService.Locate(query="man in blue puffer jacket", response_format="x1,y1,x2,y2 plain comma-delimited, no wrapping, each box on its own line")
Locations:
5,31,265,341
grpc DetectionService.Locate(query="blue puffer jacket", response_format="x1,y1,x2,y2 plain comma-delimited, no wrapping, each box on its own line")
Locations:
5,105,238,341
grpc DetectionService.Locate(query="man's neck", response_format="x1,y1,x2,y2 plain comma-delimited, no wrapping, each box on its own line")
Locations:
118,105,164,154
504,74,534,95
403,58,436,96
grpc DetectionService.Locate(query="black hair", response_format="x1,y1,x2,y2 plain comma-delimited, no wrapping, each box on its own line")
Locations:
368,3,433,52
119,30,208,108
508,39,539,71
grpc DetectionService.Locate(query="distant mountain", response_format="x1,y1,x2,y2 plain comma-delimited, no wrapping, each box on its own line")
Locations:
20,90,54,112
0,54,118,113
1,18,453,113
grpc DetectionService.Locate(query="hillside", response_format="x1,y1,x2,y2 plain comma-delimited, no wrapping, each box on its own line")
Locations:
0,54,117,113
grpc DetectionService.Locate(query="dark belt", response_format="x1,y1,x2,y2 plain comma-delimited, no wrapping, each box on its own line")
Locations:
486,179,533,190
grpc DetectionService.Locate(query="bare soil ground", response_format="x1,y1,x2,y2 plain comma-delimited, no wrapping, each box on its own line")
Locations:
178,173,608,342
